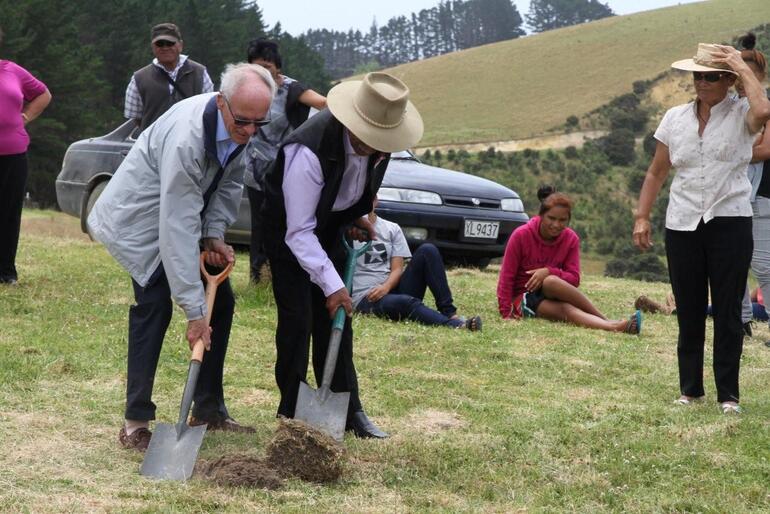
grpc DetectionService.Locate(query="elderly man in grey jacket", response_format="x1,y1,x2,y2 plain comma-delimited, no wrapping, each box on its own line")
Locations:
88,63,274,451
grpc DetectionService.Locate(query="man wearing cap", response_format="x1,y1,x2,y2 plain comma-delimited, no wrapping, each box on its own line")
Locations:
125,22,214,132
262,72,423,438
89,63,274,450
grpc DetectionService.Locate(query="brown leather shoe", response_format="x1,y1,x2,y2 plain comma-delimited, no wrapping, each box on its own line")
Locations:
189,416,256,434
119,426,152,451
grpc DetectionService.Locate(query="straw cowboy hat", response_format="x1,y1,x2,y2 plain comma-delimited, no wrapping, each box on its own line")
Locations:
327,72,424,153
671,43,738,75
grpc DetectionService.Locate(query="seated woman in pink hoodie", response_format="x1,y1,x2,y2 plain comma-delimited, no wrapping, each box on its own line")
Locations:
497,186,641,334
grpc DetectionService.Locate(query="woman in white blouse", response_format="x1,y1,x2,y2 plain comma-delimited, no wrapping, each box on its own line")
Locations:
633,43,770,414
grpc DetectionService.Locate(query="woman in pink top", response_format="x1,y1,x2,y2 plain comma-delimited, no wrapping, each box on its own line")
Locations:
497,186,641,334
0,27,52,284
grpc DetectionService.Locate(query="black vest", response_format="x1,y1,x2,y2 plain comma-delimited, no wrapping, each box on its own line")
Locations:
134,59,206,131
262,109,390,261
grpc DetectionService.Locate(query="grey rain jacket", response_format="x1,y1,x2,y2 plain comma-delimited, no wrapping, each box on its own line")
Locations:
88,93,246,320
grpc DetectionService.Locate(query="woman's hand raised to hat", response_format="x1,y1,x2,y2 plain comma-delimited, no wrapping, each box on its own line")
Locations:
710,44,750,74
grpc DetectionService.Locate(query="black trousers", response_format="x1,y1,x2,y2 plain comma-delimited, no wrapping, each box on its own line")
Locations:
0,153,28,280
268,254,361,419
246,186,268,281
666,217,752,403
125,265,235,421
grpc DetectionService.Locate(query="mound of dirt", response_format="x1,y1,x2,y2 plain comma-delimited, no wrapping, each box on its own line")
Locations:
265,418,346,483
198,454,283,490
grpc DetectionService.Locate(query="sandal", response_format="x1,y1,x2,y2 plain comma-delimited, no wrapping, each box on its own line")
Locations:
674,395,704,405
623,310,642,335
720,402,742,414
465,315,482,331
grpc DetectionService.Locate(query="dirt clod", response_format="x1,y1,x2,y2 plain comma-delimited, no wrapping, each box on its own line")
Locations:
265,417,346,483
198,454,283,490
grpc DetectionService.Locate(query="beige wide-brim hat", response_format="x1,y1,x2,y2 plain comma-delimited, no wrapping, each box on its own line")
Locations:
327,72,424,153
671,43,738,75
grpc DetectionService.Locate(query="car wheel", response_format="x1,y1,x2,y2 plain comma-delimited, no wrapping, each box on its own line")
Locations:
84,180,109,241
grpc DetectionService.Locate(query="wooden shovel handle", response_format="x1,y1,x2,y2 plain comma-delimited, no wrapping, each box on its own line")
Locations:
191,252,234,362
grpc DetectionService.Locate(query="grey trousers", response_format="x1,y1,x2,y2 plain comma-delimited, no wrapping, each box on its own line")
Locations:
752,197,770,328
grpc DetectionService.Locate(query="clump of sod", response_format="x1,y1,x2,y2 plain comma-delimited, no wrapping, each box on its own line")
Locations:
265,417,345,483
198,454,284,490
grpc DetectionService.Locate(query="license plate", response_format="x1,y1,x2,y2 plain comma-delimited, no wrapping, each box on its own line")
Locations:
464,220,499,239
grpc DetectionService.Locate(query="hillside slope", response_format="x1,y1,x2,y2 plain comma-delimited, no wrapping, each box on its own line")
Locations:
380,0,769,146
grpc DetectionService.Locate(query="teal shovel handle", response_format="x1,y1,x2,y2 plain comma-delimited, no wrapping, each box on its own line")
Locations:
331,237,372,331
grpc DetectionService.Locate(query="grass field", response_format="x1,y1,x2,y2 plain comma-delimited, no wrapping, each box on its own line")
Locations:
384,0,770,146
3,210,770,512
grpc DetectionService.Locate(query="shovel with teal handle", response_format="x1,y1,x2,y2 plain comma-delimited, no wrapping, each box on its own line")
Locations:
295,236,372,441
140,252,232,481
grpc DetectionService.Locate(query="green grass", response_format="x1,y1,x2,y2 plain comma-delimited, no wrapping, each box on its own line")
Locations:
382,0,770,146
3,210,770,512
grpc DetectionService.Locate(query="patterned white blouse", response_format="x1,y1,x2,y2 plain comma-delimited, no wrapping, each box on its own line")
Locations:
654,95,757,231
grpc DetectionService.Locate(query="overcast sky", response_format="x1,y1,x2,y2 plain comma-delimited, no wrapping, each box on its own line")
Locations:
258,0,703,36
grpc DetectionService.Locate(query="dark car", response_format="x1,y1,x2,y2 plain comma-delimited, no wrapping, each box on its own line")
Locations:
55,120,528,267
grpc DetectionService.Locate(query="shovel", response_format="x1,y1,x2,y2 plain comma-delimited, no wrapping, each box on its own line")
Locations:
140,252,233,481
295,236,372,441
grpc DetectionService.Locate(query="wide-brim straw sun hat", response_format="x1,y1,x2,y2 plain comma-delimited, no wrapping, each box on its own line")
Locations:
327,72,424,153
671,43,738,75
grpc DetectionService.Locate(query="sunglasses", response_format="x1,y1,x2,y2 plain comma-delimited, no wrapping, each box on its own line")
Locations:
692,71,725,83
222,95,271,127
154,40,176,48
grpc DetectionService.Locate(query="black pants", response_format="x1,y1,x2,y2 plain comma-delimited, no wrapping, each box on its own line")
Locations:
268,254,361,419
0,153,28,280
125,264,235,421
666,217,752,403
246,186,267,281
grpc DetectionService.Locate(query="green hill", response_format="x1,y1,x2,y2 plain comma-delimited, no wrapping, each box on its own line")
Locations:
381,0,769,146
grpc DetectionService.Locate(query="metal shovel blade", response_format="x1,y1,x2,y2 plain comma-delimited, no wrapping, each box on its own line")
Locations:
140,422,207,481
295,382,350,442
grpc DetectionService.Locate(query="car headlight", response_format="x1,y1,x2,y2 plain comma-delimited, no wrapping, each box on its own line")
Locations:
501,198,524,212
378,187,442,205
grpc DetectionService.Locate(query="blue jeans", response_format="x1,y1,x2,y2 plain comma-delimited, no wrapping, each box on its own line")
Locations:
356,243,461,328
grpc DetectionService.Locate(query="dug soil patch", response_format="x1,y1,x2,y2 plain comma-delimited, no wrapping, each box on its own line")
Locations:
265,417,345,483
198,454,283,490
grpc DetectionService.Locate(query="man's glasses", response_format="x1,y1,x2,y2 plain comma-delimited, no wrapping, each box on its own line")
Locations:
692,71,725,83
154,40,176,48
222,95,271,127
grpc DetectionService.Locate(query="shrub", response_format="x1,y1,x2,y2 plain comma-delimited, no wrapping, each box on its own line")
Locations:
601,128,636,166
605,252,668,282
564,146,579,159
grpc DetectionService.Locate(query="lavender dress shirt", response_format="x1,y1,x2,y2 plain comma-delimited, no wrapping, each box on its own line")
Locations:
282,129,371,296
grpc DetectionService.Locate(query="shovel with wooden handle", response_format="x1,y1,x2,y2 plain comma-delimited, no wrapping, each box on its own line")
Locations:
295,236,372,442
140,252,233,481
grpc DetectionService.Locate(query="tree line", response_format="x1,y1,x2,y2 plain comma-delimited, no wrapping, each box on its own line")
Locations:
302,0,613,79
1,0,328,208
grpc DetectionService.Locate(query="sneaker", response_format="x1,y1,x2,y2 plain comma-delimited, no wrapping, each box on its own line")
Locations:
118,426,152,451
720,402,742,414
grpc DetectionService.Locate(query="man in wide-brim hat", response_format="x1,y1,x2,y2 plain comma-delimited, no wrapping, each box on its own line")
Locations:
261,72,423,438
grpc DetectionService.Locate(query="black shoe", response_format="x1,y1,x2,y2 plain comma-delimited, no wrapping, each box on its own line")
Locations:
346,410,388,439
743,322,753,338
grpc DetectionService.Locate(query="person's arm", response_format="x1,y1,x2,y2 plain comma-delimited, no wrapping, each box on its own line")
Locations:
298,89,327,110
365,256,404,303
633,141,672,251
124,75,143,125
201,151,245,242
497,232,521,318
546,234,581,287
282,144,349,315
156,131,208,322
201,69,215,93
712,45,770,133
22,88,51,124
752,119,770,163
